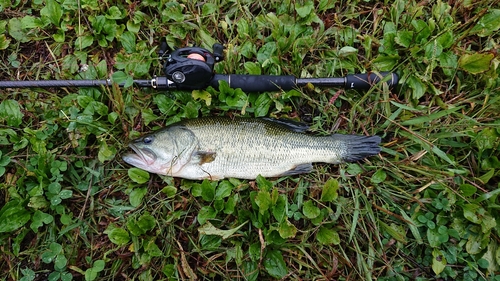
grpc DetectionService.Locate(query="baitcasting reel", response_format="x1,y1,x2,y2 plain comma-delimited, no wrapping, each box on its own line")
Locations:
161,43,224,90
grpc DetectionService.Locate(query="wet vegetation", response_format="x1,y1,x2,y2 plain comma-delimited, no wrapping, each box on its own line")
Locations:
0,0,499,280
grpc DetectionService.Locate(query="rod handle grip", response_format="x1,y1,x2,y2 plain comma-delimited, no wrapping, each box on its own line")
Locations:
345,72,399,89
210,74,296,92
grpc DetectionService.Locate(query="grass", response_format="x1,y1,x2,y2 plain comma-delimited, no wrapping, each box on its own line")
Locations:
1,0,500,280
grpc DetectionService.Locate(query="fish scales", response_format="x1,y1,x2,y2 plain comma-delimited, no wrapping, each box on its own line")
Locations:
123,117,381,180
181,118,343,177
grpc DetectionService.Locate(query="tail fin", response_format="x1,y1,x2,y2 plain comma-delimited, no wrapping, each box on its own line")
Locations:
333,134,381,162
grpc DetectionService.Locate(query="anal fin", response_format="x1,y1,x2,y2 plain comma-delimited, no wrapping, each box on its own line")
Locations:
279,163,313,176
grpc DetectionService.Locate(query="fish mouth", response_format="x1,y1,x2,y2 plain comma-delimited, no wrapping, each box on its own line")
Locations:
123,144,157,167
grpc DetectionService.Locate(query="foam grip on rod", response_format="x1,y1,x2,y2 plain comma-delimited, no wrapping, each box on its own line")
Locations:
345,72,398,89
210,74,297,92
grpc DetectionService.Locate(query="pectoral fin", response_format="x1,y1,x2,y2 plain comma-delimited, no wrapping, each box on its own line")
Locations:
195,151,217,164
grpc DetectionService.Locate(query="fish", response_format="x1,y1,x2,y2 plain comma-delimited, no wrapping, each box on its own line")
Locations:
122,117,381,180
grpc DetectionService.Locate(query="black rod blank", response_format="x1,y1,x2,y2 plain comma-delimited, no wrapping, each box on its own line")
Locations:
0,79,166,89
0,79,112,88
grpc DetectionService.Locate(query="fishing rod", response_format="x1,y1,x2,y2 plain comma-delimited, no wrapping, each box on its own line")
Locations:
0,43,398,92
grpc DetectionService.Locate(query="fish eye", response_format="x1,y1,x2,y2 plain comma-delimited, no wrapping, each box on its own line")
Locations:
143,136,154,144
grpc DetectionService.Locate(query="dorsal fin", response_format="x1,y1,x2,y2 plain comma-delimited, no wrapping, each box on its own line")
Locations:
260,117,309,133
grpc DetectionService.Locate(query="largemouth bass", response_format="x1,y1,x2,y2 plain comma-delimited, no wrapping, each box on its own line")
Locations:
122,117,381,180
